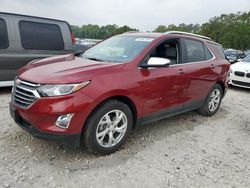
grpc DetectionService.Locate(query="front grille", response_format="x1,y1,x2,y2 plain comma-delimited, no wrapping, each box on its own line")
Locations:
232,80,250,87
234,71,245,77
13,79,41,108
246,73,250,78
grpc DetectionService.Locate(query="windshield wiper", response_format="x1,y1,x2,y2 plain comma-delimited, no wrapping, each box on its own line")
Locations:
82,56,124,63
84,57,105,62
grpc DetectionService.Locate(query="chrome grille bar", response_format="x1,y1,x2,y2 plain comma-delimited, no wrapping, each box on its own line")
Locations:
13,79,41,108
15,93,35,102
15,89,36,99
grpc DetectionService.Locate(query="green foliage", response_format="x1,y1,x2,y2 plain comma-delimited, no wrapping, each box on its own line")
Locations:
154,23,200,33
199,12,250,50
71,24,138,39
71,11,250,50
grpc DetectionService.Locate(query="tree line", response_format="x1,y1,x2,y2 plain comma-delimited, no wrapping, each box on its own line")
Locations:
71,25,138,40
71,11,250,50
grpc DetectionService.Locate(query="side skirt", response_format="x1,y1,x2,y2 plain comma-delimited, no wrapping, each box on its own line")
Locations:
136,100,204,126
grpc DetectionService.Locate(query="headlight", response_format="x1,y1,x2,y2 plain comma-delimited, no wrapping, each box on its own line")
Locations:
37,81,90,97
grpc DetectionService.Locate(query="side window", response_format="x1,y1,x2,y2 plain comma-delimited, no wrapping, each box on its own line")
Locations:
209,43,226,59
19,21,64,50
149,39,180,64
204,45,213,60
0,19,9,49
185,39,206,62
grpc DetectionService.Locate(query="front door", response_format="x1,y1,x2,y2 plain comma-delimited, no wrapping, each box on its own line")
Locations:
140,38,189,123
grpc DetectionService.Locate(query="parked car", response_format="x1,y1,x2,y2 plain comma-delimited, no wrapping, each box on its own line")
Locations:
74,43,88,55
80,38,102,47
229,55,250,89
0,12,75,87
74,38,101,55
244,50,250,56
225,49,246,64
9,31,230,154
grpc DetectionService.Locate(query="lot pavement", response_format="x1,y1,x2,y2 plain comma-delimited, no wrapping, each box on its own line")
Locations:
0,87,249,188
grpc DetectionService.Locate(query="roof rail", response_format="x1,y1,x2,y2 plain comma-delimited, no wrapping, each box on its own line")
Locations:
123,31,140,34
165,31,212,41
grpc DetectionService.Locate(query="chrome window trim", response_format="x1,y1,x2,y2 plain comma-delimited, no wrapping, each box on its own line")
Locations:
137,56,216,70
169,56,216,67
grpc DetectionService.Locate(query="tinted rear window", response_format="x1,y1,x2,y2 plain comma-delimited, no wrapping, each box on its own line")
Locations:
19,21,64,50
0,19,9,49
209,43,226,59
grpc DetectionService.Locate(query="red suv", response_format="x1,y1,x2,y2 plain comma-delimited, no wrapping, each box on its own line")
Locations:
9,31,230,154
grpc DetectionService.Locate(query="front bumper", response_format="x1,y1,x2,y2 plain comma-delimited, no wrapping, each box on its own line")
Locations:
10,89,95,147
229,73,250,89
10,102,82,147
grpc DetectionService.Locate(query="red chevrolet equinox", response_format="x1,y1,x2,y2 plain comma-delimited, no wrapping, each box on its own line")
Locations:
9,31,230,154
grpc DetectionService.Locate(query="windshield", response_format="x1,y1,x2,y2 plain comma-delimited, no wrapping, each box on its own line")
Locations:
82,36,154,63
242,55,250,63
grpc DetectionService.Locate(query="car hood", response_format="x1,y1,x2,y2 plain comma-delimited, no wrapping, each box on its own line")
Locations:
19,54,124,84
231,62,250,72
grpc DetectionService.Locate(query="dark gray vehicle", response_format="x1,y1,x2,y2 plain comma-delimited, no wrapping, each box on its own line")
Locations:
225,49,246,64
0,12,75,87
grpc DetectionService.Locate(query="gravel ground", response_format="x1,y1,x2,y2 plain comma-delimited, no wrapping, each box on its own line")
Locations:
0,87,249,188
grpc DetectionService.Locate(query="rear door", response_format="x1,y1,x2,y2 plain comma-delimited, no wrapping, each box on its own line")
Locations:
180,38,217,108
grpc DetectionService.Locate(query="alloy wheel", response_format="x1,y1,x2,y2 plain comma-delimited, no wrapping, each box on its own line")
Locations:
96,110,128,148
208,89,221,112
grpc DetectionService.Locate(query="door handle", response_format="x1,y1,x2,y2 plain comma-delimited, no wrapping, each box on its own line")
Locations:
178,69,185,74
210,64,215,69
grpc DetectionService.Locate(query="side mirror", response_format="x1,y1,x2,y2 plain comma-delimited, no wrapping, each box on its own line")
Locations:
141,57,171,68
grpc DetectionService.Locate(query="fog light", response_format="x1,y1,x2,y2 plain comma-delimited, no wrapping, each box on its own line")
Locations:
56,113,74,129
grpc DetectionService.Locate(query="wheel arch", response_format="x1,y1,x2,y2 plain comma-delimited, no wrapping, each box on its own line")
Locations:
108,95,138,128
82,95,138,135
216,80,225,95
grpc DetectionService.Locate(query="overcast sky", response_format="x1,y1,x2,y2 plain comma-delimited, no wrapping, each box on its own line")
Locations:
1,0,249,31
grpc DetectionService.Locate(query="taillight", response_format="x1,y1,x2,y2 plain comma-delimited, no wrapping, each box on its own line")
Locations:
70,32,76,45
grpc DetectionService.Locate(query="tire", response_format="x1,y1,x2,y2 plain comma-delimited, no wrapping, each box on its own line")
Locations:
198,84,223,116
83,100,133,154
